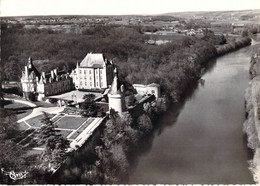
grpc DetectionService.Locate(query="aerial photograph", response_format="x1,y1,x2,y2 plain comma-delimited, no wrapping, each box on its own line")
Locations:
1,0,260,184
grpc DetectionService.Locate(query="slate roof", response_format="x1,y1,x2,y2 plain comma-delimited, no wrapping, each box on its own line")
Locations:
80,53,106,68
27,57,40,77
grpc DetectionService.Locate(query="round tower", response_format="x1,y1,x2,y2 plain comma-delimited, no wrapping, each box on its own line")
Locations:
108,71,126,115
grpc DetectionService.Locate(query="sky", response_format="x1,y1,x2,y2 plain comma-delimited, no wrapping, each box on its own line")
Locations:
1,0,260,17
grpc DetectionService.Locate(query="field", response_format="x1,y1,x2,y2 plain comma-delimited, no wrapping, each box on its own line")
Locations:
55,116,87,129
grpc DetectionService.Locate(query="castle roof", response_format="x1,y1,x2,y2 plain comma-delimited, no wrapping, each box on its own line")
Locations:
109,74,120,95
39,69,70,84
80,53,107,68
27,57,40,77
108,70,125,95
44,70,66,79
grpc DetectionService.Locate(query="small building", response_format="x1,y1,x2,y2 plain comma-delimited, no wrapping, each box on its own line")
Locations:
70,53,114,91
133,83,160,99
21,57,73,101
231,23,246,34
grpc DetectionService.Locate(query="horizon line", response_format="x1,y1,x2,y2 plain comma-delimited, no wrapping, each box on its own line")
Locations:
1,8,259,18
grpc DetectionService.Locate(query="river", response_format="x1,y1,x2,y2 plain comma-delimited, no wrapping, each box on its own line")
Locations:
126,37,260,184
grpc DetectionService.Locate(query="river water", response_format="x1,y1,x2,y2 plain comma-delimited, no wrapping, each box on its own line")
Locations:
127,37,260,184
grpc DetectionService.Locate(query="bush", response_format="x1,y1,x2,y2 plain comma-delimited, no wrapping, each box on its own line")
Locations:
242,30,249,37
137,114,153,134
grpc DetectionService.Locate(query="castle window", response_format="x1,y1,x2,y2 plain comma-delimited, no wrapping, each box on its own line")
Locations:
90,77,92,81
85,82,87,86
100,70,102,74
80,70,82,74
89,70,92,74
96,70,98,74
80,81,82,85
84,77,86,80
84,70,86,74
90,82,92,86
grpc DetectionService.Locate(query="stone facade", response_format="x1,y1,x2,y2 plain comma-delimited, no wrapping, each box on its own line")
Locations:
21,57,73,101
70,53,114,90
37,69,73,101
21,57,41,101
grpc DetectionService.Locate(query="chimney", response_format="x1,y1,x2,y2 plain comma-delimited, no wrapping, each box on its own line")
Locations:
25,66,28,77
28,57,32,68
42,72,45,79
51,70,55,79
54,69,57,76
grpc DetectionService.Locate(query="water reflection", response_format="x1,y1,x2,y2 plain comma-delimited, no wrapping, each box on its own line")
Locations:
127,43,257,184
122,58,218,183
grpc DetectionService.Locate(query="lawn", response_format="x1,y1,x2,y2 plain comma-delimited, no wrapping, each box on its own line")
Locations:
56,129,74,138
26,114,55,128
55,116,88,129
69,131,82,140
51,115,63,123
19,121,30,130
77,118,95,132
69,118,95,139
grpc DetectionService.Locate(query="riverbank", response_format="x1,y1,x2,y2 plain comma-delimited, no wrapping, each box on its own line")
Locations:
244,52,260,183
70,40,255,184
128,35,256,184
216,36,251,56
50,37,254,184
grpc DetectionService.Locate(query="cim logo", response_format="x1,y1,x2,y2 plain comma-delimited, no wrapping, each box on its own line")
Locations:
1,168,29,181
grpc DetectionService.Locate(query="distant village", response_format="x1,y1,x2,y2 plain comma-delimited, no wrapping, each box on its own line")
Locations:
19,53,160,152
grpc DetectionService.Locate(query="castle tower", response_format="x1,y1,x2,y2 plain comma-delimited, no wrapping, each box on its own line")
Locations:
21,57,40,101
108,69,126,115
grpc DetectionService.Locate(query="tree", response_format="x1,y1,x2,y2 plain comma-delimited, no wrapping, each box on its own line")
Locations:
0,68,4,108
250,27,258,34
0,109,26,184
137,114,153,134
4,60,21,81
37,113,70,170
38,113,56,145
125,94,136,107
80,94,97,117
242,30,249,37
0,140,25,184
0,108,19,139
83,94,96,104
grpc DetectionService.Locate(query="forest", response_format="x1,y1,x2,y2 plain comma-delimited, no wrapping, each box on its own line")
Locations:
1,23,235,101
